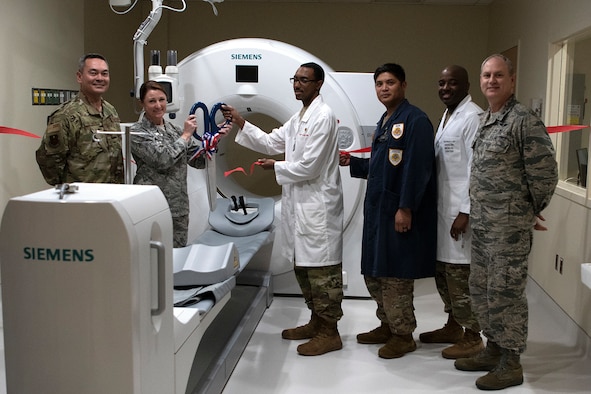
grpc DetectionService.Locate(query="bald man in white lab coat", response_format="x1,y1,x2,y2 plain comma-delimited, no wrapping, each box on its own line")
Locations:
419,65,484,360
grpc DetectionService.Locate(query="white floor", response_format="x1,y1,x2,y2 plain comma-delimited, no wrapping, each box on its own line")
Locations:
0,278,589,393
222,278,591,394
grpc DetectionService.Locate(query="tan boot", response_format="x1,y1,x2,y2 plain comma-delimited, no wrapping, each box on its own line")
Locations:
475,349,523,390
419,313,464,344
442,328,484,359
357,322,392,344
454,340,501,371
378,334,417,359
282,312,320,340
297,319,342,356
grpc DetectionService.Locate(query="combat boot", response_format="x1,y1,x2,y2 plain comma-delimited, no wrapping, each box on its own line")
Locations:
357,322,392,344
419,313,464,344
282,312,320,340
454,340,501,371
475,349,523,390
378,333,417,359
442,328,484,359
297,319,342,356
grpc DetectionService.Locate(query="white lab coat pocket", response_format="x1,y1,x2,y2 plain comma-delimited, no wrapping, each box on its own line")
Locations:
295,202,326,237
442,138,461,163
294,202,330,264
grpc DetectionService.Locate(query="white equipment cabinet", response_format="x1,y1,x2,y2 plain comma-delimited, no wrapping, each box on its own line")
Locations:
0,183,175,393
0,183,258,394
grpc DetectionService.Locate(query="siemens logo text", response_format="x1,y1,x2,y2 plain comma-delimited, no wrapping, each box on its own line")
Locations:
231,54,262,60
23,247,95,262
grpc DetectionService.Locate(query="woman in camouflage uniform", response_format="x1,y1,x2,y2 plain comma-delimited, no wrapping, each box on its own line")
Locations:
131,81,226,247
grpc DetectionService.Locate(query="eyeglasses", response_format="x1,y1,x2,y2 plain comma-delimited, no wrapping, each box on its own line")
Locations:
289,77,317,84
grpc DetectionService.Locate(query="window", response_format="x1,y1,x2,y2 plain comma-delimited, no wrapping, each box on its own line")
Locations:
547,31,591,191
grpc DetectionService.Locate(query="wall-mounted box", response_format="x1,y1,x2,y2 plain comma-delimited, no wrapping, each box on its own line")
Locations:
32,88,78,105
582,263,591,290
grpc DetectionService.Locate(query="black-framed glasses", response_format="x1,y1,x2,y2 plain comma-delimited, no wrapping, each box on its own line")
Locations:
290,77,317,84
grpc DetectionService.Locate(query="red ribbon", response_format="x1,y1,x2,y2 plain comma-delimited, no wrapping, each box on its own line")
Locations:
339,125,587,156
226,146,372,177
224,161,263,177
546,125,588,134
0,126,40,138
340,146,372,154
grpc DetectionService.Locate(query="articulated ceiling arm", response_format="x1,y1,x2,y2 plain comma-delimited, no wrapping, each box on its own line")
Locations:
133,0,163,99
130,0,223,99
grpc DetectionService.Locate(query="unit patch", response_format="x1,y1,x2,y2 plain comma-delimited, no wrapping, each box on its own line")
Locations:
48,134,60,148
46,123,61,148
391,123,404,139
389,148,403,166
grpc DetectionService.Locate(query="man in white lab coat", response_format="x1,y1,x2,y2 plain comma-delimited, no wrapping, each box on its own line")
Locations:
222,62,344,356
419,65,484,359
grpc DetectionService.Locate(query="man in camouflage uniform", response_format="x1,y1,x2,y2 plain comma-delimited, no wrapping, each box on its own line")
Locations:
454,54,558,390
36,53,123,185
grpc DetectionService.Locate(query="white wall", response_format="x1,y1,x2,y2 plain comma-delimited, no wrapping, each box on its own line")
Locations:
0,0,590,338
0,0,84,218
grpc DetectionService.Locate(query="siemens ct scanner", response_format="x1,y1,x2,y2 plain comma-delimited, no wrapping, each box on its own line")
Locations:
174,38,382,297
0,7,383,394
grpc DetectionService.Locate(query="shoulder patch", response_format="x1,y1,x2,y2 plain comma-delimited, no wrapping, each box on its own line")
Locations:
45,123,62,148
391,123,404,139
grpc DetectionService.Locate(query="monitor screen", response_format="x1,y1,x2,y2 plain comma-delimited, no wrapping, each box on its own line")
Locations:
157,81,173,104
236,65,258,83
